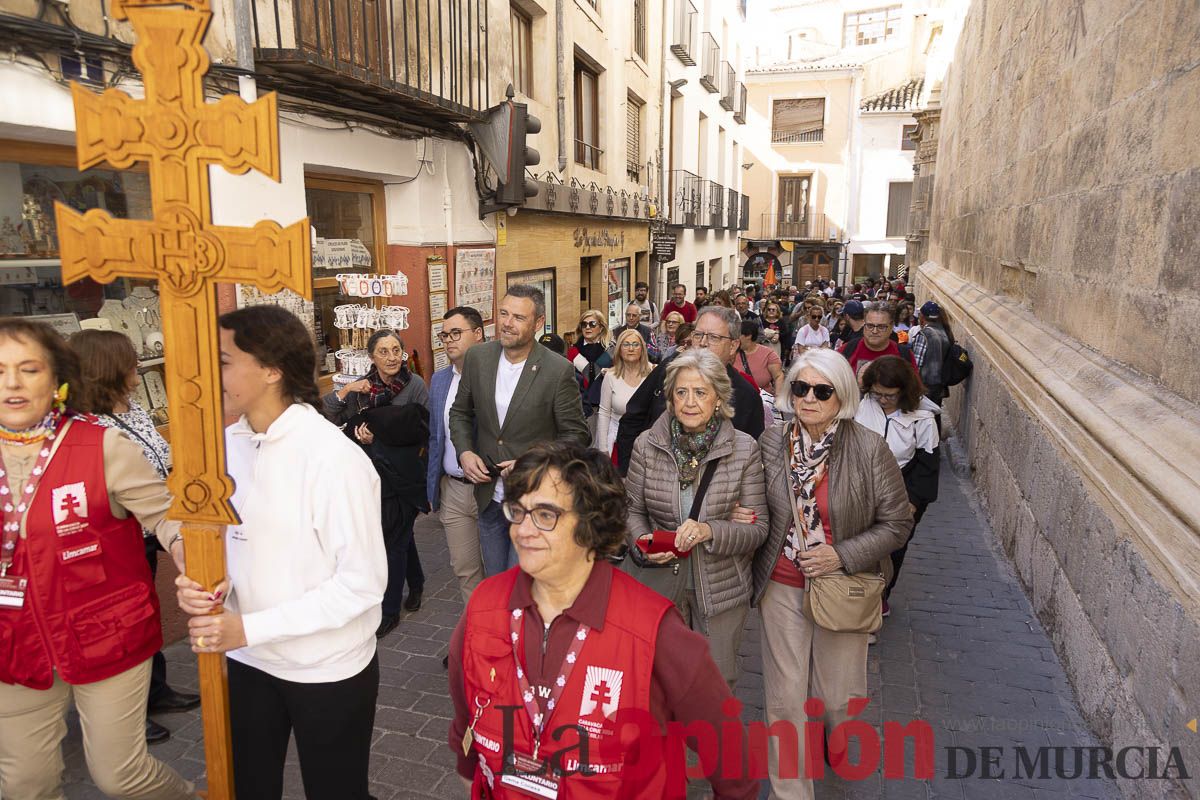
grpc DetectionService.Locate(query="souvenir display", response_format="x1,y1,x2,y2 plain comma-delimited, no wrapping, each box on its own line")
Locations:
327,269,411,383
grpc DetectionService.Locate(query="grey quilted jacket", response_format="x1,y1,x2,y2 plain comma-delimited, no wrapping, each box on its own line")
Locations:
625,413,770,624
752,420,913,606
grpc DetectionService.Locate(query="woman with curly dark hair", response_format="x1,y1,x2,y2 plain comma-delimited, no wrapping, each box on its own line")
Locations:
447,441,757,799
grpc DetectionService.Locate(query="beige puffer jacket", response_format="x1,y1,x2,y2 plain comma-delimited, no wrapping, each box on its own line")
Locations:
625,413,770,624
752,420,913,606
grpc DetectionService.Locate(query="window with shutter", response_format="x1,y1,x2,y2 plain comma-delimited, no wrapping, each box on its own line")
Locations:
886,181,913,237
771,98,825,143
626,96,642,182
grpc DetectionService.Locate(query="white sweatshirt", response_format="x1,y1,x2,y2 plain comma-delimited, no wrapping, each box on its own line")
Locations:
223,403,387,683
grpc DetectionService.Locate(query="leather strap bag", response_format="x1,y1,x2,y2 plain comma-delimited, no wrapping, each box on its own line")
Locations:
787,480,885,634
625,460,720,605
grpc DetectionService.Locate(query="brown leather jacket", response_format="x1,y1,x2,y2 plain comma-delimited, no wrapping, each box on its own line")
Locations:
752,420,913,606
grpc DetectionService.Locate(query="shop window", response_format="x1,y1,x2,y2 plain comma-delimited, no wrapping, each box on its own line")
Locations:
605,259,630,331
0,144,174,425
303,175,387,377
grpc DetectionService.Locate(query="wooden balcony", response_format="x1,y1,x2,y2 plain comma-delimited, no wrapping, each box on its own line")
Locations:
252,0,490,129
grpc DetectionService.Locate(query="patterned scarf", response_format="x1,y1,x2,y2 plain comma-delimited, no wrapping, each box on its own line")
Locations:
364,365,410,408
669,415,722,487
783,419,839,570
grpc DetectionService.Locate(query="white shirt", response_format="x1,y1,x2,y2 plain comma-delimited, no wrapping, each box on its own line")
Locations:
854,395,940,468
795,323,831,348
493,354,527,501
442,366,465,478
594,370,646,453
224,404,386,683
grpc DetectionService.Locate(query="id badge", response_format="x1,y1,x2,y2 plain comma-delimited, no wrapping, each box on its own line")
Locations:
500,752,560,799
0,575,28,608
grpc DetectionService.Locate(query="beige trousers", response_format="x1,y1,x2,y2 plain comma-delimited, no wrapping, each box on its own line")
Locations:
678,591,749,689
760,581,868,800
0,658,194,800
439,475,484,604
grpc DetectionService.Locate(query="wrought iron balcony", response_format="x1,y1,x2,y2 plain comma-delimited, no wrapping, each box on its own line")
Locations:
670,1,698,66
757,212,831,240
719,62,736,110
726,187,738,230
733,82,747,124
252,0,490,129
702,179,724,229
668,170,703,227
699,33,720,93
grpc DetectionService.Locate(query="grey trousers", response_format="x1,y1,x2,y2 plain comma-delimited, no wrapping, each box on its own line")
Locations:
678,591,750,689
439,475,484,604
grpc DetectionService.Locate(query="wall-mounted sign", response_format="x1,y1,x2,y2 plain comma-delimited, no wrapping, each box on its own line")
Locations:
652,232,676,262
573,227,626,251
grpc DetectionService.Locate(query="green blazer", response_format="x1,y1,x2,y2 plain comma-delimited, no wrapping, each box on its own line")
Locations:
448,340,590,510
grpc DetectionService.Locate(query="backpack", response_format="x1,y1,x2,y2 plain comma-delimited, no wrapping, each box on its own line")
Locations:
942,342,973,386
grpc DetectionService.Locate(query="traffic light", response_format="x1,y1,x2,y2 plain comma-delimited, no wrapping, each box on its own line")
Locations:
469,85,541,217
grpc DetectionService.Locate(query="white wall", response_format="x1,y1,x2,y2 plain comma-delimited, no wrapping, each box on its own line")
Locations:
848,112,914,255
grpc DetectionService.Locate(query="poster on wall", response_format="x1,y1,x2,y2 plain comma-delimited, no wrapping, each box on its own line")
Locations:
605,259,630,332
430,292,448,321
455,248,495,320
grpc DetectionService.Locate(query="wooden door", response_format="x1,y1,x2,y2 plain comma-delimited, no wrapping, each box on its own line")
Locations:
777,175,810,238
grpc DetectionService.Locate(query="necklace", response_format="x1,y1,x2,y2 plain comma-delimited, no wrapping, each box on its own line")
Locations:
0,408,63,445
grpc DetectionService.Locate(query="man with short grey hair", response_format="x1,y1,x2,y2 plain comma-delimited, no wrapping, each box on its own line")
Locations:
610,302,660,362
614,306,765,473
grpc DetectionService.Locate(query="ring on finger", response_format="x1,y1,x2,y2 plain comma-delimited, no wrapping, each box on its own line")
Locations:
197,635,207,649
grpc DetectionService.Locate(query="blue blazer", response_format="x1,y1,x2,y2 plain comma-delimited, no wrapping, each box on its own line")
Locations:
426,365,456,511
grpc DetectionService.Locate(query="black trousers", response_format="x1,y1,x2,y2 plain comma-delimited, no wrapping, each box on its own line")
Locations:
381,501,424,616
885,502,928,600
228,654,379,800
144,537,168,704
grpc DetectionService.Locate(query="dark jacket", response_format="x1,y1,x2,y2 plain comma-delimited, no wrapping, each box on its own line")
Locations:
615,353,766,474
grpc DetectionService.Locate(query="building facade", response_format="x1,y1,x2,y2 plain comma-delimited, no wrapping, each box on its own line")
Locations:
740,0,942,287
657,0,751,298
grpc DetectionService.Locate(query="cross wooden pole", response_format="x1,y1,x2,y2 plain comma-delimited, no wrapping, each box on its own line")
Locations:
54,2,312,796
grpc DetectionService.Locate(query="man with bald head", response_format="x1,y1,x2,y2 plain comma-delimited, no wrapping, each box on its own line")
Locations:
610,302,660,363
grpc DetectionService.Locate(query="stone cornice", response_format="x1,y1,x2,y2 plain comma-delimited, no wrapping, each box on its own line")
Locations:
918,262,1200,613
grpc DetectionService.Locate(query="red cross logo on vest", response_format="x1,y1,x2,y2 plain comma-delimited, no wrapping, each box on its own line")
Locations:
51,482,89,536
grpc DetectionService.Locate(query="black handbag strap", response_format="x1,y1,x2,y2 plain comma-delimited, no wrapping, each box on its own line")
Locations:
686,459,721,521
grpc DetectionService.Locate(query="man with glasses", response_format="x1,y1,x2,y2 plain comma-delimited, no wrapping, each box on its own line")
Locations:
427,306,487,603
614,306,765,473
449,285,590,576
840,302,917,383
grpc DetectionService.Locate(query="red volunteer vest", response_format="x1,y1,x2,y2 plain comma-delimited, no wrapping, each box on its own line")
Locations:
462,566,679,799
0,419,161,689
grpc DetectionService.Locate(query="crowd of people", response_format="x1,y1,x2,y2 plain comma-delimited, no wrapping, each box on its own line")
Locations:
0,274,964,799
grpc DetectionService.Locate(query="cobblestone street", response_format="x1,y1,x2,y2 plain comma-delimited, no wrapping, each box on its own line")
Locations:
62,459,1119,799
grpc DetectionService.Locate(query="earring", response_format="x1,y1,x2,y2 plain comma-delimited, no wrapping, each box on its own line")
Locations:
54,383,68,411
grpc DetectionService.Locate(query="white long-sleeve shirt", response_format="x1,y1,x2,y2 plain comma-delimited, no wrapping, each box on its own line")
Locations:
224,403,387,683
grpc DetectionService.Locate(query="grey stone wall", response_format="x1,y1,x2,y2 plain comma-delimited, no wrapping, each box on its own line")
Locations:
922,0,1200,797
928,0,1200,403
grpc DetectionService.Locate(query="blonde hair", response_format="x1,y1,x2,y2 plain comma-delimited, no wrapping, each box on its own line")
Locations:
574,309,610,346
611,329,652,380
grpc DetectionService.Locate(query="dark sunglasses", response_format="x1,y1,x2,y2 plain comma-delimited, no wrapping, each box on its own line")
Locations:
581,320,600,329
791,380,836,401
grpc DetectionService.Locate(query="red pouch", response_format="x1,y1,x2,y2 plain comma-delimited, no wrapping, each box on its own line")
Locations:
635,529,690,558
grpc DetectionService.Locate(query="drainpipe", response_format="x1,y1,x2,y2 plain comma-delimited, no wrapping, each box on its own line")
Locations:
556,0,567,171
232,0,257,101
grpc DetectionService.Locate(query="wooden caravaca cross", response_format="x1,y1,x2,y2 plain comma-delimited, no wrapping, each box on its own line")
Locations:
53,0,311,796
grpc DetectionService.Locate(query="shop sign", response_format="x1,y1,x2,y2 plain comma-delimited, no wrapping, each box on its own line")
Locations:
573,227,626,251
652,232,676,262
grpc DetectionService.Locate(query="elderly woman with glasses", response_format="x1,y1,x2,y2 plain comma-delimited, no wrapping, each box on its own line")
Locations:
624,350,769,687
752,348,911,800
447,442,758,799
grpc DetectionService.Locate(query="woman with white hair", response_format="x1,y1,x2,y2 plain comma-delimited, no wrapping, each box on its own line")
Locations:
624,349,769,687
751,348,911,800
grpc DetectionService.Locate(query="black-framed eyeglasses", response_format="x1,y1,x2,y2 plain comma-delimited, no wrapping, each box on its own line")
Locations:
863,323,891,333
690,331,734,345
502,501,565,531
792,380,836,401
437,328,470,343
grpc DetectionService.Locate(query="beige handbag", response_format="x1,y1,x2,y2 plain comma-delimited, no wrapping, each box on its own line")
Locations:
788,488,885,634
